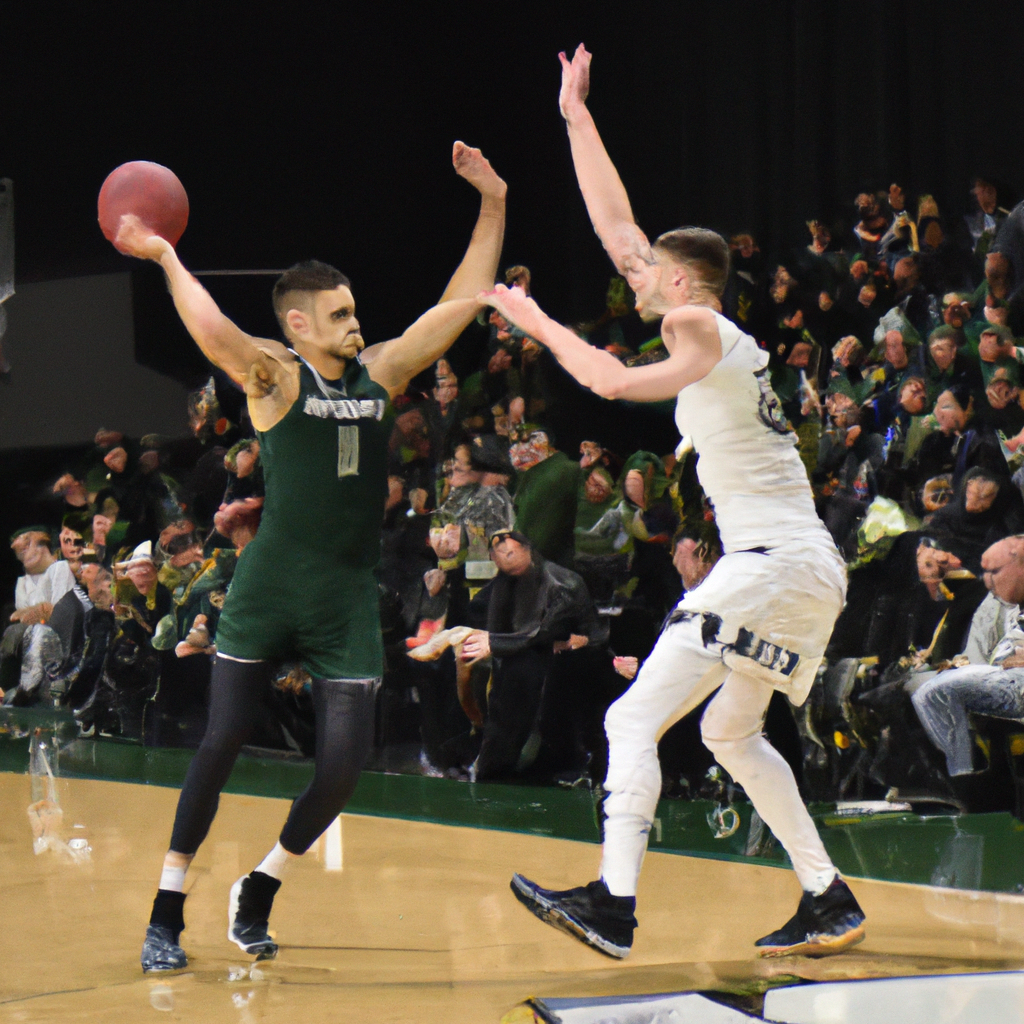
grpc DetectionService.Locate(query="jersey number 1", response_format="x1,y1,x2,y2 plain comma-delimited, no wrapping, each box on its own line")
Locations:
338,425,360,477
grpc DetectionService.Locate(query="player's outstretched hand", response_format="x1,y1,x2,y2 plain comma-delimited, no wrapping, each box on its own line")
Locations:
478,285,547,343
558,43,592,120
452,141,507,200
114,214,174,262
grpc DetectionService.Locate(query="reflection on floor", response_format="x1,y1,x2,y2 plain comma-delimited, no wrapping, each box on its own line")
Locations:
3,773,1024,1023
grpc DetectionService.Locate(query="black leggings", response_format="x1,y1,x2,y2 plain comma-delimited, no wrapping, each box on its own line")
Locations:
169,656,377,856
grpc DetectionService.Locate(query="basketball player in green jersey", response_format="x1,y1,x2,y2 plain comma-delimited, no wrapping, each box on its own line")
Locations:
115,143,507,972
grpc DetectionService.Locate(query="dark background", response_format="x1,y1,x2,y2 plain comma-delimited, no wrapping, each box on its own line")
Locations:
5,0,1024,335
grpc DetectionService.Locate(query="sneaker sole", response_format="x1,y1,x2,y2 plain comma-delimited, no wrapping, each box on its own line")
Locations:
757,923,866,959
510,874,631,959
227,877,279,960
141,957,188,974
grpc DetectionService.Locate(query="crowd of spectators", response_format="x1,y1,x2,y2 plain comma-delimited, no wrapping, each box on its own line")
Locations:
8,180,1024,818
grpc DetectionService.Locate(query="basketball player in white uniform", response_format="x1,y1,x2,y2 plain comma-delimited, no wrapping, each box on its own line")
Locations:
482,45,865,959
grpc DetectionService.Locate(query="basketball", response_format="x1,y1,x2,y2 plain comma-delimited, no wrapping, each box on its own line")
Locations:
97,160,189,253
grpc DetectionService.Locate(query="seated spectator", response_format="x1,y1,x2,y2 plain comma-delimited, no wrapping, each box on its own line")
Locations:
828,336,870,401
221,438,263,504
460,530,600,781
863,314,921,423
911,383,1006,491
852,191,891,259
58,511,92,577
926,467,1024,574
817,386,883,548
989,196,1024,335
63,566,116,714
432,440,514,567
913,536,1024,778
81,542,172,738
827,533,983,673
913,326,981,405
1,527,84,704
963,177,1009,277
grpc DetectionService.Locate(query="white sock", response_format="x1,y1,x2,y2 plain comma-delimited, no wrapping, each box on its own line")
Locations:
598,813,651,897
811,871,839,897
255,842,293,881
159,864,187,892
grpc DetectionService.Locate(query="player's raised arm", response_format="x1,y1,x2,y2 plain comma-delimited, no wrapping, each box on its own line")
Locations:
364,143,506,395
481,285,721,403
558,45,657,282
114,216,281,386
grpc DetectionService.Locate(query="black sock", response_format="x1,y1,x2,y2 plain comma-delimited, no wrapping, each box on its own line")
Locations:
150,889,186,939
238,870,282,922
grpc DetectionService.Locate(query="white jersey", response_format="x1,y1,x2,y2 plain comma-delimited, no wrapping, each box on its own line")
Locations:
674,312,831,555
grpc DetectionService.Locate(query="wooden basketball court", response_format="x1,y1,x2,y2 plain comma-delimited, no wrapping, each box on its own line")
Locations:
3,772,1024,1022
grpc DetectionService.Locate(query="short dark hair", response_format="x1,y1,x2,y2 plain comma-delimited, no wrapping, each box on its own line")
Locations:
653,227,730,298
980,323,1014,344
928,325,959,347
272,260,351,333
671,521,723,562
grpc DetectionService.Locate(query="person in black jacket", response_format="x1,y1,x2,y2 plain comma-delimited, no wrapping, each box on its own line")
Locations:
460,530,600,780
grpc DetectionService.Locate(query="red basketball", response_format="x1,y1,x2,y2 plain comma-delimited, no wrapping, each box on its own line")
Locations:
98,161,189,253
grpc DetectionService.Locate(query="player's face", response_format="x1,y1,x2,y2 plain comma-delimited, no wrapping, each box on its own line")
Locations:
310,286,363,361
631,255,683,322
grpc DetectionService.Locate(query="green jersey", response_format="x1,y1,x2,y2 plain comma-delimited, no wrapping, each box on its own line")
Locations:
215,355,390,678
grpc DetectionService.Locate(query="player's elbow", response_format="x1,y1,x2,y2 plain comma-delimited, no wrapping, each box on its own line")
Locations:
591,373,625,401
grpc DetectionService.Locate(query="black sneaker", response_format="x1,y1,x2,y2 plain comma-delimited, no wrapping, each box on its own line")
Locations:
141,924,188,972
510,873,636,958
228,872,281,959
755,876,866,957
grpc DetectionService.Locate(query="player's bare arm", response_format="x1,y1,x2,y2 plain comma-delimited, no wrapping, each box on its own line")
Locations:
558,45,657,284
114,215,297,428
481,285,721,402
363,143,506,395
366,297,485,397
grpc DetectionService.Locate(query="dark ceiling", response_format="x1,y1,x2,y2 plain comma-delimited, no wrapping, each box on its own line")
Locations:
4,0,1024,344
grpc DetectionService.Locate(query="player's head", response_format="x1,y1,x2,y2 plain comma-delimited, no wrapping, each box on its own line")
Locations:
272,260,363,361
635,228,730,320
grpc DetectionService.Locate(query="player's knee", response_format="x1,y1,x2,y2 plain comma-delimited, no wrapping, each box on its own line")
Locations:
700,711,758,765
604,698,656,749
